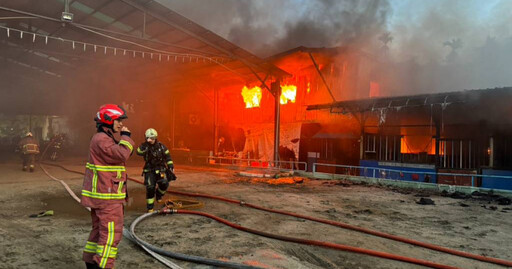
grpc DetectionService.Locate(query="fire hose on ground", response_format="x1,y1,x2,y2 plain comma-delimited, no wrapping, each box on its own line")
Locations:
42,162,512,268
143,208,460,269
129,211,261,269
162,190,512,268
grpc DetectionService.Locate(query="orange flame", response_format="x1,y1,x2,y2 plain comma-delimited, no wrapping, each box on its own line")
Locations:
241,86,262,108
401,136,435,154
280,85,297,104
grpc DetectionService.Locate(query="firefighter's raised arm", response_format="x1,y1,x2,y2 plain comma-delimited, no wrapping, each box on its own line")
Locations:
136,141,149,156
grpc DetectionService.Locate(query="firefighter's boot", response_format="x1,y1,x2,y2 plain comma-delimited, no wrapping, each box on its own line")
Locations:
146,198,155,213
22,166,27,171
156,187,166,203
29,165,35,172
85,262,101,269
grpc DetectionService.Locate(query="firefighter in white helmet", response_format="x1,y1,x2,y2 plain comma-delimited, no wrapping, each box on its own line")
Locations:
136,128,176,212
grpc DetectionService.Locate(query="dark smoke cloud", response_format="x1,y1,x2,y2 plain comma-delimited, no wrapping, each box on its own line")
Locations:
268,0,389,55
157,0,391,57
156,0,512,93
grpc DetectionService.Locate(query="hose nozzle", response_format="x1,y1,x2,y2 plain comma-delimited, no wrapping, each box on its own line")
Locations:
160,208,177,214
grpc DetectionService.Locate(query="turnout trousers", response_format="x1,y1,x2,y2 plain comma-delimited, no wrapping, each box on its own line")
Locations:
144,171,169,210
83,203,124,269
22,154,35,171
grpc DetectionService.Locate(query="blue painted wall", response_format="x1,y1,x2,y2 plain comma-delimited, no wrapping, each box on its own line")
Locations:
358,161,512,190
360,160,437,183
481,169,512,191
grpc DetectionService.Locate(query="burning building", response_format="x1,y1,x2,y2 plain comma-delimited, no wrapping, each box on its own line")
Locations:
209,46,379,166
308,87,512,190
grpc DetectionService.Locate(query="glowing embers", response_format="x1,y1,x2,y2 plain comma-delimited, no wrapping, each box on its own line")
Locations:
241,86,262,108
280,84,297,104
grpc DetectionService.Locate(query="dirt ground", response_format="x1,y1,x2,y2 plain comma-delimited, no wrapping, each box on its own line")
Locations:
0,156,511,269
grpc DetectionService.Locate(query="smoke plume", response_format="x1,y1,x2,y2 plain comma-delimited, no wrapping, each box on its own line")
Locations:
157,0,512,93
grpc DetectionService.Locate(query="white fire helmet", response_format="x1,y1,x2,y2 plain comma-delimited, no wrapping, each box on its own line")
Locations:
145,128,158,139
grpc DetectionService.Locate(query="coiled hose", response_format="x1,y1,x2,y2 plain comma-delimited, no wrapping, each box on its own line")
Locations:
129,211,262,269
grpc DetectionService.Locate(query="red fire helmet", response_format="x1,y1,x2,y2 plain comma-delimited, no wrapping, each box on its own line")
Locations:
95,104,128,125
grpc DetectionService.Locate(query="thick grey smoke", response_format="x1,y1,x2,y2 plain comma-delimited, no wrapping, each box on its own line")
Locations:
385,0,512,93
157,0,512,93
157,0,391,57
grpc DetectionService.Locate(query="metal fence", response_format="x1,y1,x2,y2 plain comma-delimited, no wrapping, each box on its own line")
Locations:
203,157,512,189
206,156,308,172
313,162,512,188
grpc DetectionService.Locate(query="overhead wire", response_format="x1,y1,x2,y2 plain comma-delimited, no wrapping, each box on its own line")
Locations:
73,25,252,79
0,24,251,80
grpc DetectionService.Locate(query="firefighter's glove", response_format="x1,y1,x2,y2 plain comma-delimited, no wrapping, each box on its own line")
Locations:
166,170,177,181
138,143,149,153
121,130,131,137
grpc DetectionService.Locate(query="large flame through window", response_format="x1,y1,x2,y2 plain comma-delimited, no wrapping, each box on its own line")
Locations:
280,85,297,104
241,86,262,108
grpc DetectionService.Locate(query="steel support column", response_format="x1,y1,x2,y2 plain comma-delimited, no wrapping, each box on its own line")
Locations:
272,81,281,163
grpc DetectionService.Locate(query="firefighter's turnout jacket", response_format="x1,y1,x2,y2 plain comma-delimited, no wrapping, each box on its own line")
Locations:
18,136,40,155
81,130,134,207
136,141,174,173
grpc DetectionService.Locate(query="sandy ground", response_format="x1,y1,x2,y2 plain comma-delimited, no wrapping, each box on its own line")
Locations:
0,156,511,269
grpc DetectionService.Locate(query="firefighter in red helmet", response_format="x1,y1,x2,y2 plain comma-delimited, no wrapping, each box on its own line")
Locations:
81,104,134,269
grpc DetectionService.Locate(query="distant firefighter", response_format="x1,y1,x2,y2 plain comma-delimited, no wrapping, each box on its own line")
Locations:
17,132,40,172
217,136,226,156
137,128,176,213
49,133,66,161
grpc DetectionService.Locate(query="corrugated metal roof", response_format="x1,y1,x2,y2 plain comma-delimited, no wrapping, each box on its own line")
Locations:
0,0,289,84
307,87,512,113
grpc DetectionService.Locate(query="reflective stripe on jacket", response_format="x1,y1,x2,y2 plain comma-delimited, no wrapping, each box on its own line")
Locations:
18,136,40,154
81,131,134,208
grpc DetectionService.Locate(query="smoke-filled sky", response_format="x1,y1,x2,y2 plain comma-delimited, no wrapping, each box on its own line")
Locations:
156,0,511,58
157,0,512,92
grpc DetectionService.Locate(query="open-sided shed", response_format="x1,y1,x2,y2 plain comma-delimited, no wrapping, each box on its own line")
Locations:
0,0,289,153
